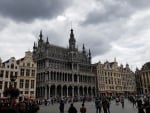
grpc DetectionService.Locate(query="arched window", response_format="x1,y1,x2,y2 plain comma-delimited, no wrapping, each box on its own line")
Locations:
11,63,14,69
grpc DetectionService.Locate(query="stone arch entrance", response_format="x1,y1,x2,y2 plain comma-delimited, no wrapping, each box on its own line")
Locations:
79,86,83,96
68,86,72,96
84,87,87,96
88,87,91,96
50,85,55,97
57,85,61,97
74,86,78,96
63,85,67,97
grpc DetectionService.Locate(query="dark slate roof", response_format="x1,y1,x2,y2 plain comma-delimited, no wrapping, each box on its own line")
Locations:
142,62,150,70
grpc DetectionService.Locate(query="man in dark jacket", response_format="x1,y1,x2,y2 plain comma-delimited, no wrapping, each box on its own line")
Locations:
68,103,77,113
59,100,64,113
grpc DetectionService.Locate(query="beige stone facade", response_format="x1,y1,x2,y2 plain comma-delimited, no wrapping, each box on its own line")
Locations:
17,51,36,99
95,59,136,96
0,51,36,98
0,57,19,97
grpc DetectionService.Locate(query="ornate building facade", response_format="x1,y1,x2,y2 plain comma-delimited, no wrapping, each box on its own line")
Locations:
0,57,19,97
135,62,150,94
95,59,136,96
17,51,36,99
33,29,96,99
0,51,36,98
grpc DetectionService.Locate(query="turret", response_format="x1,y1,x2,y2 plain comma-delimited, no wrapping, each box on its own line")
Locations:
38,30,43,47
45,36,49,50
69,29,76,50
88,49,91,63
33,42,37,52
39,30,43,40
46,36,49,45
82,44,86,54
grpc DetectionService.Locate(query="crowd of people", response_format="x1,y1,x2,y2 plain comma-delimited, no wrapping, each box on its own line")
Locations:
1,94,150,113
0,98,39,113
130,95,150,113
42,95,150,113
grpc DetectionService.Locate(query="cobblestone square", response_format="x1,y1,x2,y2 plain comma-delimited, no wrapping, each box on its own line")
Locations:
38,99,138,113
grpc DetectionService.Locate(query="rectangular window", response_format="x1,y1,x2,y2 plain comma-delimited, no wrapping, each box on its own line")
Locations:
30,91,34,95
31,80,34,88
26,69,30,76
0,70,4,77
27,63,30,67
6,71,9,78
25,80,29,88
25,91,28,94
15,72,17,76
0,81,2,89
20,79,24,88
31,70,35,76
20,91,23,94
20,69,24,76
10,71,13,77
4,81,8,89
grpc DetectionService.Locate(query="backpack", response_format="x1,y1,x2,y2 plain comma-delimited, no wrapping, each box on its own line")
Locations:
99,101,102,107
80,107,86,113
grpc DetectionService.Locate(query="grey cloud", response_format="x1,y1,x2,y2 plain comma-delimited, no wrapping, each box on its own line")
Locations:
77,32,112,57
81,0,149,25
0,0,71,22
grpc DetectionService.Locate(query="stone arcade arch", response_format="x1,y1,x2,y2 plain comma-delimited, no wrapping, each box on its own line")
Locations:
88,87,91,96
57,85,61,97
46,85,49,99
68,86,72,97
84,87,87,96
74,86,78,96
50,85,55,97
63,85,67,97
79,86,83,96
92,87,96,96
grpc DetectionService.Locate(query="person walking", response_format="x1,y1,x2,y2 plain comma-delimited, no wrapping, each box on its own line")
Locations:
137,99,145,113
144,97,150,113
95,98,102,113
59,100,64,113
80,103,86,113
102,99,108,113
68,103,77,113
106,98,110,113
120,96,124,108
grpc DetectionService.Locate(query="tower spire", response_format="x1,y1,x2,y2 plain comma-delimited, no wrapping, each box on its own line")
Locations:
89,49,91,64
69,28,76,50
82,44,86,54
39,30,43,39
89,49,91,57
46,36,49,44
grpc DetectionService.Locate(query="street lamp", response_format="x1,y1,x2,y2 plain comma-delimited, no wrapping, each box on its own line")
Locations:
10,74,17,88
3,74,19,107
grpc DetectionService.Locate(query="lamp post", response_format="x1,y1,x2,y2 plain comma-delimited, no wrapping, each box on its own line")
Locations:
3,74,20,108
10,74,17,88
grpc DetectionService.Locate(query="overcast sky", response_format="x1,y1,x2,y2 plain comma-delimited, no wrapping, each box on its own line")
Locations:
0,0,150,71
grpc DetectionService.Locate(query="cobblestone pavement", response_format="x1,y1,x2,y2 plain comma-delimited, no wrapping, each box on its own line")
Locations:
38,99,138,113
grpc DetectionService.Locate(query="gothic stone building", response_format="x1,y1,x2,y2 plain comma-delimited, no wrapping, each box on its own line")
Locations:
33,29,96,99
135,62,150,94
